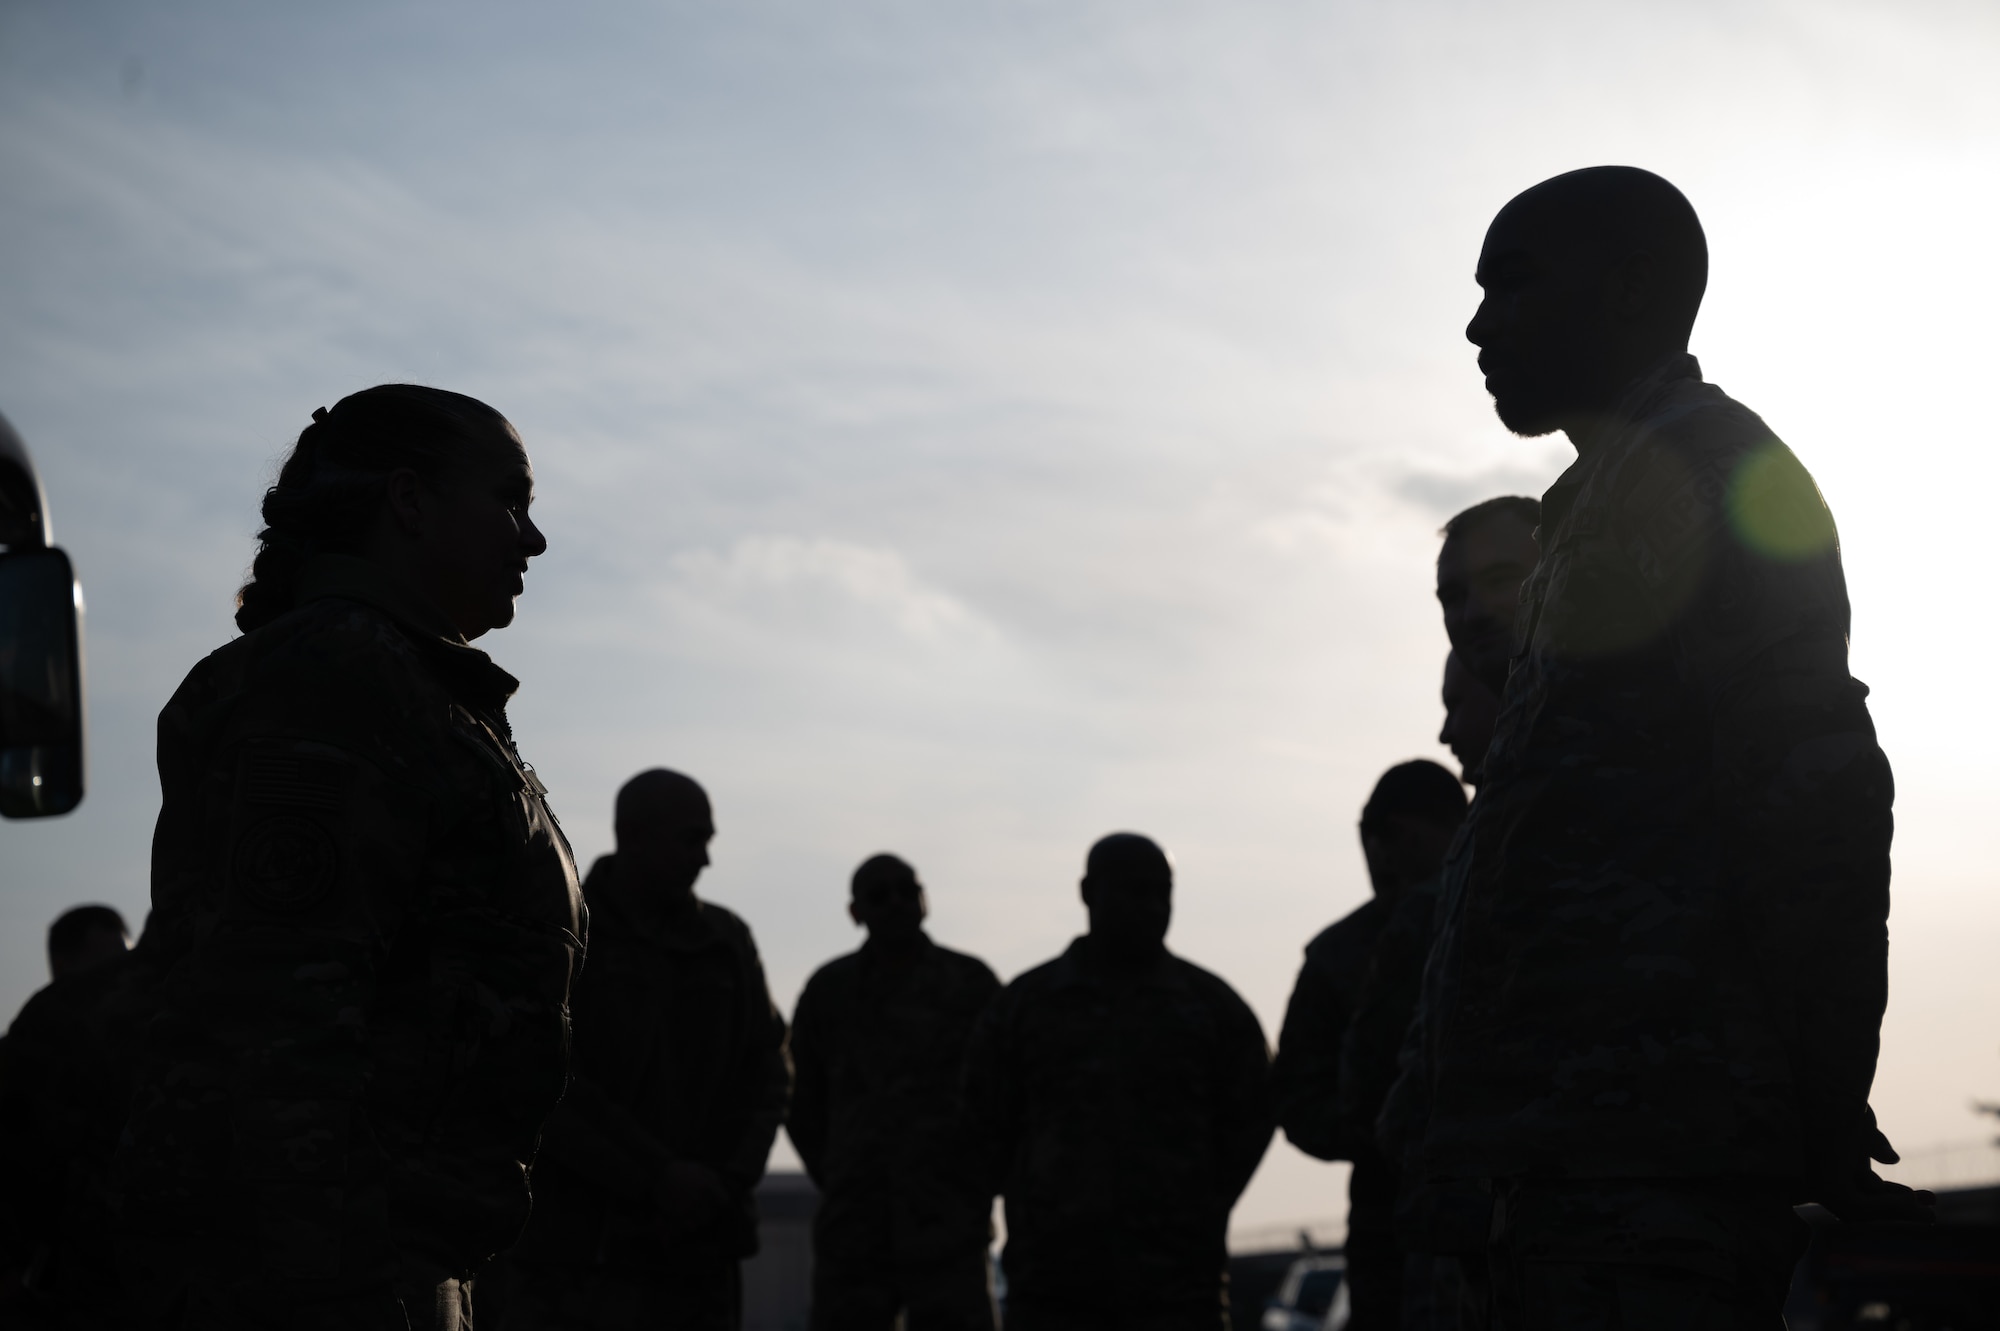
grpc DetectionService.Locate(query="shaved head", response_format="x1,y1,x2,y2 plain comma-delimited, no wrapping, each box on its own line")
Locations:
1085,832,1172,885
615,768,710,831
849,852,927,944
613,768,714,900
1468,166,1709,441
1081,832,1172,968
851,852,918,898
1499,167,1708,331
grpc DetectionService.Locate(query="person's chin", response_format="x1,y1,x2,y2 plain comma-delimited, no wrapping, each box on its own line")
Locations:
1491,390,1564,438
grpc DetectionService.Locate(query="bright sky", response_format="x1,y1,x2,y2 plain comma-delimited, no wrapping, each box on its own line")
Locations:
3,0,1998,1238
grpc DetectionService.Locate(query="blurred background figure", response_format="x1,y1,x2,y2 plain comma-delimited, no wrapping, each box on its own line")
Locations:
0,906,136,1331
1437,652,1502,788
1274,764,1467,1331
1433,497,1540,699
962,833,1272,1331
1366,502,1537,1330
497,768,790,1331
788,854,1000,1331
42,907,131,981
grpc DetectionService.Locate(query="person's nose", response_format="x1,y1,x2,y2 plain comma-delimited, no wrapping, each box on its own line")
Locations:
1466,294,1493,350
520,509,549,558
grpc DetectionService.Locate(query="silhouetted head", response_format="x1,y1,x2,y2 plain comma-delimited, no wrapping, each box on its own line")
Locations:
849,852,928,946
47,903,129,980
614,768,714,899
1439,651,1502,785
1437,495,1540,696
1466,166,1708,440
237,385,545,641
1358,761,1467,897
1080,832,1172,967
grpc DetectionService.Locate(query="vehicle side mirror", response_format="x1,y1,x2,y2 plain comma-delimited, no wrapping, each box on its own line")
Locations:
0,413,86,818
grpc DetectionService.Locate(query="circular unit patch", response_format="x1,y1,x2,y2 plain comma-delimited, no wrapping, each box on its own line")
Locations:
234,814,338,911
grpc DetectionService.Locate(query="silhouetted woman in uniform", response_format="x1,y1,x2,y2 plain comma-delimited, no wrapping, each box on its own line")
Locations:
116,385,584,1331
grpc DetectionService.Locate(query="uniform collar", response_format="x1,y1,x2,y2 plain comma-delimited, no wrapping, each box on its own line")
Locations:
583,854,722,953
1049,935,1188,992
1567,353,1703,457
1540,354,1704,538
297,553,519,709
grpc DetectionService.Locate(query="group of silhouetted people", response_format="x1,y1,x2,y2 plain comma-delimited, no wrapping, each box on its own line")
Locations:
0,163,1927,1331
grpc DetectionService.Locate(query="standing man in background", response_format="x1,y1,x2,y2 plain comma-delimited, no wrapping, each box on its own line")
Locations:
962,833,1272,1331
1432,496,1540,701
789,854,1000,1331
1405,165,1926,1328
1273,763,1467,1330
0,906,138,1329
499,769,790,1331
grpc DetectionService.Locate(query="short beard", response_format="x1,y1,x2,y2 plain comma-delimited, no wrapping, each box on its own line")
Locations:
1491,389,1567,438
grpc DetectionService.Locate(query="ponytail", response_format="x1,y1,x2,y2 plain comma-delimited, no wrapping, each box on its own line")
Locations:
235,384,511,633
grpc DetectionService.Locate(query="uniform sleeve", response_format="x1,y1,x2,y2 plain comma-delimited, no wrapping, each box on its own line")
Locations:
1212,987,1275,1211
722,927,791,1195
1271,949,1354,1161
785,973,831,1185
958,987,1019,1202
1336,892,1432,1155
1635,428,1895,1202
151,669,437,1287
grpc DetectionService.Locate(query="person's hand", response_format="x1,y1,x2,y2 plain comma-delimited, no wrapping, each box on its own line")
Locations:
655,1160,733,1242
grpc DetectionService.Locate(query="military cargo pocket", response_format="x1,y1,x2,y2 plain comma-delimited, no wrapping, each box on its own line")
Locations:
232,1096,352,1278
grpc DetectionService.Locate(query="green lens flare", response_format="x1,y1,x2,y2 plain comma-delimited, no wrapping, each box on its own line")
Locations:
1726,443,1838,561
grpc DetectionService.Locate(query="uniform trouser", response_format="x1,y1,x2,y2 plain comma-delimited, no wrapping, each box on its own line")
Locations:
809,1251,995,1331
492,1256,740,1331
1344,1227,1403,1330
1001,1294,1225,1331
1473,1179,1808,1331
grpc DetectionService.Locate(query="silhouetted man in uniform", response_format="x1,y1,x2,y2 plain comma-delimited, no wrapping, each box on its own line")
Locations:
0,906,137,1329
1433,497,1540,700
499,770,790,1331
1274,764,1466,1330
962,834,1271,1331
790,854,1001,1331
1436,651,1502,788
1398,166,1926,1329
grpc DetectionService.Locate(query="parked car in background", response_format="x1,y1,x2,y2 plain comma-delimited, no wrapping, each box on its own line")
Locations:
1261,1252,1348,1331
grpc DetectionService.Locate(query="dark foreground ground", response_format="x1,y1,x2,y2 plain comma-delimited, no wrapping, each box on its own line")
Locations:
1226,1186,2000,1331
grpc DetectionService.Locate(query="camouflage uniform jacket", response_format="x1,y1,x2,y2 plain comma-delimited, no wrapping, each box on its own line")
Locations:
1272,897,1387,1165
509,854,790,1269
1336,878,1440,1161
961,937,1273,1307
1412,355,1893,1190
789,933,999,1266
116,554,586,1304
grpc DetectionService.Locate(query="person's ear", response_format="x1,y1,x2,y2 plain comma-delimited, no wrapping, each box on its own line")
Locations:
383,467,427,536
916,887,931,922
1079,876,1097,910
1606,251,1659,323
848,900,863,928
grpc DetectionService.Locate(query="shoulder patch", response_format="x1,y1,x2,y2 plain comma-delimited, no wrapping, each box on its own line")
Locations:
244,752,348,810
234,814,338,911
